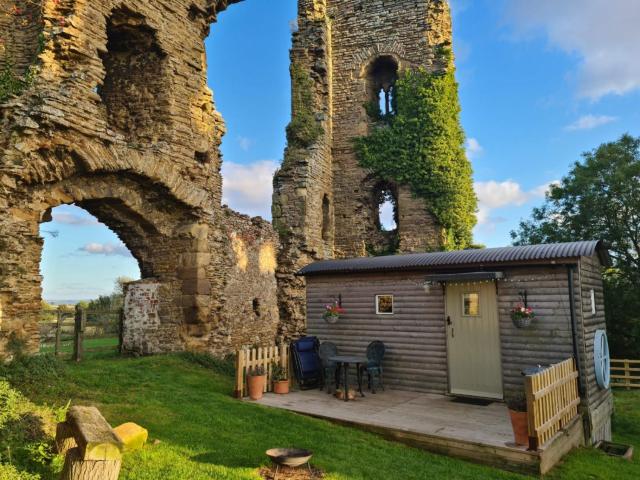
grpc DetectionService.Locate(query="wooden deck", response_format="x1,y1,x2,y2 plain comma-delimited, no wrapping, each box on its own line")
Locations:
253,389,584,475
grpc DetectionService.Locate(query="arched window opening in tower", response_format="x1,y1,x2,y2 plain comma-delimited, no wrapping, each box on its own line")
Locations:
368,56,399,117
322,194,331,241
376,188,398,232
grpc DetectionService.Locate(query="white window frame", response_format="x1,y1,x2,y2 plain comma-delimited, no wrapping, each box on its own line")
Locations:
590,289,597,315
462,292,480,317
375,294,394,315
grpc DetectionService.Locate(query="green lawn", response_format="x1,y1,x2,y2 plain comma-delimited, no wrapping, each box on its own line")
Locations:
10,354,640,479
40,337,120,356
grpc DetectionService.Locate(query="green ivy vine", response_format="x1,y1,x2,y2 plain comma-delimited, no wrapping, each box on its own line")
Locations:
354,64,477,250
0,60,37,104
286,63,323,149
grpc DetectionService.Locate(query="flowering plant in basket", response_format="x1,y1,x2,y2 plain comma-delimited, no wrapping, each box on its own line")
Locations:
510,304,535,328
323,301,345,324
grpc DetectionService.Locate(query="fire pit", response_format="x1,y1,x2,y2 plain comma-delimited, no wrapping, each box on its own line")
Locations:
266,448,313,478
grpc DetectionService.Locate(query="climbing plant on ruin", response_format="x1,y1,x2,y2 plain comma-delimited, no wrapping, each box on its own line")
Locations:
354,63,477,250
286,63,323,150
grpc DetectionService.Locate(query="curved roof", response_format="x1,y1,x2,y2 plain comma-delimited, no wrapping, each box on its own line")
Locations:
298,240,610,276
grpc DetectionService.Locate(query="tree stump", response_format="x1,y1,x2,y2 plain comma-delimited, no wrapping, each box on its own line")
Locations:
55,421,77,456
61,447,121,480
66,406,123,460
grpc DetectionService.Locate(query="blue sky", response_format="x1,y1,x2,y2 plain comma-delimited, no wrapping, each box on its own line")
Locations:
39,0,640,301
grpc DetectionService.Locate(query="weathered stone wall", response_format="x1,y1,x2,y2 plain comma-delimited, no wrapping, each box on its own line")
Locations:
273,0,453,334
122,279,164,355
0,0,282,359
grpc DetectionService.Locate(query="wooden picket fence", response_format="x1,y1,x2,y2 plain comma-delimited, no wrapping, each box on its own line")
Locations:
234,344,290,398
611,359,640,389
524,358,580,449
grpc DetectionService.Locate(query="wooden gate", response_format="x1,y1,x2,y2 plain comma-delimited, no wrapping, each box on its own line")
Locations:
524,358,580,449
40,306,123,360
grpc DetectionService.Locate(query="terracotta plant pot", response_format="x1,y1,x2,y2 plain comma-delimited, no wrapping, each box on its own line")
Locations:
273,380,290,395
509,409,529,446
247,374,266,400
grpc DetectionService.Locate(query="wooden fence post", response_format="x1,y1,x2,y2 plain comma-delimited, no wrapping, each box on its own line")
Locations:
524,374,538,451
55,310,63,356
73,306,86,362
235,351,244,399
625,360,630,390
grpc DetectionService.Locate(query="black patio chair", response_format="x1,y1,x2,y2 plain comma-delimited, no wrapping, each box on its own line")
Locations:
362,340,386,393
318,341,338,394
290,336,322,390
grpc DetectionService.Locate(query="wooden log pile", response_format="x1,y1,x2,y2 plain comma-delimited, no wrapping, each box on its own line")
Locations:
56,406,124,480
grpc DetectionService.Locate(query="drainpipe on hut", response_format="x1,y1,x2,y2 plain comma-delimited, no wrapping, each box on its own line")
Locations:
567,265,585,397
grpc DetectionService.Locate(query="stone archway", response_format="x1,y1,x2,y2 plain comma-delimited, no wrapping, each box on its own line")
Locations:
0,0,281,360
0,169,214,355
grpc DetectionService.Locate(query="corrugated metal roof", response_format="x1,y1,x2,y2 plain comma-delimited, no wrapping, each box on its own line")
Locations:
298,240,610,276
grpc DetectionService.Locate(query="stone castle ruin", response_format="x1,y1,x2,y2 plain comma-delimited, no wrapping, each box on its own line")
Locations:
0,0,459,359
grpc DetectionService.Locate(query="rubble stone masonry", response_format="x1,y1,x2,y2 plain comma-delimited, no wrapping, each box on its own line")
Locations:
0,0,278,359
0,0,455,358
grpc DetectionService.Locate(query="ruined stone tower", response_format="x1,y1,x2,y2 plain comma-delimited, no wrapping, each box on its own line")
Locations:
0,0,280,359
273,0,455,333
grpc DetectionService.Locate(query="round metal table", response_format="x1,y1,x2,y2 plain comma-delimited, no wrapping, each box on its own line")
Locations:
329,355,368,402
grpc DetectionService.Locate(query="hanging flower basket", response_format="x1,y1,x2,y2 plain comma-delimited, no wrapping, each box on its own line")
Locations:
511,304,535,329
323,301,345,324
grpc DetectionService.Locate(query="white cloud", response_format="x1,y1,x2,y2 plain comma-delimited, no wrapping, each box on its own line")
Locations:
506,0,640,100
221,160,279,219
52,211,99,226
474,179,556,228
565,114,617,131
237,136,253,152
466,138,483,159
79,242,132,257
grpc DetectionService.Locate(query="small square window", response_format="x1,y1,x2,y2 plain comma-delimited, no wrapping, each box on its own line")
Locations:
376,295,394,315
463,293,480,316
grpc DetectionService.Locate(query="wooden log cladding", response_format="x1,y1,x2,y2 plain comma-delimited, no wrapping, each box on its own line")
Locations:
577,255,613,419
497,267,576,396
524,358,580,449
307,272,448,394
235,344,290,398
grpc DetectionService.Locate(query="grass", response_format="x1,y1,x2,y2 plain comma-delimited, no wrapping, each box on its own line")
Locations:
40,336,120,355
8,354,640,479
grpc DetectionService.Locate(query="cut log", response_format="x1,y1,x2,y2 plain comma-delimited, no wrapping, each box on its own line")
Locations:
55,421,78,455
61,447,121,480
66,406,123,461
113,422,148,452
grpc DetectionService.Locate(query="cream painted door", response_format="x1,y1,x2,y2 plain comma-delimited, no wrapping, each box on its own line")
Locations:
446,282,503,399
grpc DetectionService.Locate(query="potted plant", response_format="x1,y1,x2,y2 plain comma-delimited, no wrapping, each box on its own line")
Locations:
323,300,345,324
510,303,535,328
271,362,289,395
247,365,266,400
506,392,529,446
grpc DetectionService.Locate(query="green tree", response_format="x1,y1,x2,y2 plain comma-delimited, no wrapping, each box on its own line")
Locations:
511,134,640,356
